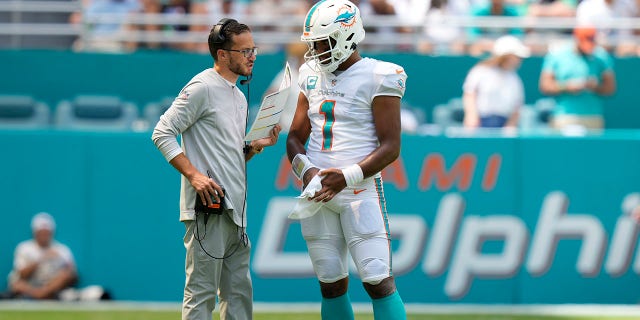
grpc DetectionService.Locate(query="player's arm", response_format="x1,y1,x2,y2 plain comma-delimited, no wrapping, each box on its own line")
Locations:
357,95,402,177
287,92,318,186
287,92,311,161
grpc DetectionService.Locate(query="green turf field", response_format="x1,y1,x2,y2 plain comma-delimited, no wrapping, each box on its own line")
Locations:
0,311,638,320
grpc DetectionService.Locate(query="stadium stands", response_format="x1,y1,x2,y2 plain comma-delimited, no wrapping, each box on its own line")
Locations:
432,97,465,130
0,94,50,129
54,95,138,131
143,96,174,129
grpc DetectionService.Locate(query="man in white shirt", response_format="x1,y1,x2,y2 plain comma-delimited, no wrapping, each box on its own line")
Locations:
152,18,280,320
7,212,77,300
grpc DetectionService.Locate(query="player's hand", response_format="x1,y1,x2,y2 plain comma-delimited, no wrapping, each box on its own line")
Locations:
310,168,347,202
189,172,224,207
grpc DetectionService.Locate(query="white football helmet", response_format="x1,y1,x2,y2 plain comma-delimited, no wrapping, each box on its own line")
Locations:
301,0,365,73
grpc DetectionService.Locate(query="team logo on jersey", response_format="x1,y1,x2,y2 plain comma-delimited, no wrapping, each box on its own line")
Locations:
178,90,190,100
396,79,405,90
307,76,318,89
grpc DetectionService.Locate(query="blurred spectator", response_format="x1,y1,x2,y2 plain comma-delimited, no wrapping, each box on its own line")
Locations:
6,213,77,300
380,0,429,51
462,35,529,128
527,0,576,18
124,0,197,51
189,0,249,53
125,0,163,50
539,26,617,130
0,0,78,50
360,0,399,51
576,0,639,56
419,0,468,55
263,42,307,132
248,0,308,19
400,105,423,133
248,0,309,52
467,0,524,56
633,204,640,222
71,0,141,52
386,0,430,28
523,0,577,55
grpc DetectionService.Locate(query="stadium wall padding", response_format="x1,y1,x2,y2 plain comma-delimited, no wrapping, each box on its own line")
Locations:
1,130,639,303
0,50,638,128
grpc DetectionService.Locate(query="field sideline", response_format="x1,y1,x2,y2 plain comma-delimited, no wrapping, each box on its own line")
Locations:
2,301,640,320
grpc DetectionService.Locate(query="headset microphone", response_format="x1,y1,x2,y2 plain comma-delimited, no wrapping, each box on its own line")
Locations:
240,74,252,85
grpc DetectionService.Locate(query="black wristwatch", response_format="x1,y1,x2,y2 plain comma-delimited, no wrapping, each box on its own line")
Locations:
243,144,263,155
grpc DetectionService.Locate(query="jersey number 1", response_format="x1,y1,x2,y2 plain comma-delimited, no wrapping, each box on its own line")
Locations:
319,100,336,151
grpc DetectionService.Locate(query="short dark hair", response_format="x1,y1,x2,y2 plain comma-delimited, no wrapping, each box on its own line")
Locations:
208,20,251,61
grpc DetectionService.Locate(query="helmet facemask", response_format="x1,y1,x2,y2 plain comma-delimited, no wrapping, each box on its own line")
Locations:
304,36,351,73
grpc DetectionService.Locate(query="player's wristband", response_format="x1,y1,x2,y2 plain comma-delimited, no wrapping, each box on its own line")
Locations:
342,164,364,188
291,154,316,180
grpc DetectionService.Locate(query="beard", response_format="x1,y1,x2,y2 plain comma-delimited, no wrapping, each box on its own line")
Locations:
229,57,251,77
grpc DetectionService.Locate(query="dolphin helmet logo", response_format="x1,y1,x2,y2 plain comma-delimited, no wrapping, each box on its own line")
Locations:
303,1,357,35
334,6,356,27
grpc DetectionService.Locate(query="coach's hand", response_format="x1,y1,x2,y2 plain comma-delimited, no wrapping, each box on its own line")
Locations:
253,124,282,150
190,172,224,207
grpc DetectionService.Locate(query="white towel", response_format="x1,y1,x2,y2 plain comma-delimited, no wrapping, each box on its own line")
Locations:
288,174,324,219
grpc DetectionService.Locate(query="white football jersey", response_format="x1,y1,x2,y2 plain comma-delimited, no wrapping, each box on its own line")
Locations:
299,57,407,171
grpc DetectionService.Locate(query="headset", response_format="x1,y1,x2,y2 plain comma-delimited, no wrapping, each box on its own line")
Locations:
210,18,236,44
240,74,252,85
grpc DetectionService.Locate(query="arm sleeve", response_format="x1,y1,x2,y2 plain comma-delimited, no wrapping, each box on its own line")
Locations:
58,244,76,270
151,81,207,162
462,66,481,93
541,52,556,74
599,50,614,73
13,242,30,271
372,62,408,99
298,63,310,98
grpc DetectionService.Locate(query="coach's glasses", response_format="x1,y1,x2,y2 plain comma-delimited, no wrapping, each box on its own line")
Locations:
223,47,258,58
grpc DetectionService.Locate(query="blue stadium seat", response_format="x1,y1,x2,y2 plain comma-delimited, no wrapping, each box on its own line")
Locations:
0,95,50,129
432,99,465,129
143,96,174,129
54,95,138,131
520,98,555,130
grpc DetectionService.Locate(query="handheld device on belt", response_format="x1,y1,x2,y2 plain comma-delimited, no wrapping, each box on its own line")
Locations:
194,188,225,216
